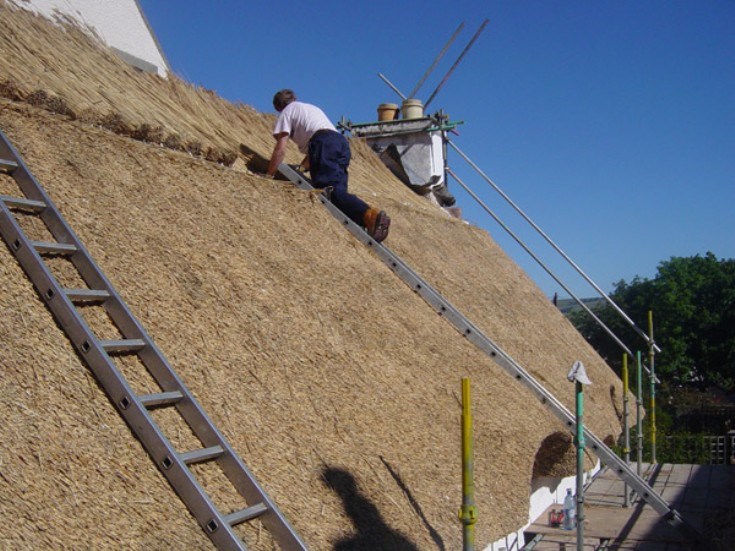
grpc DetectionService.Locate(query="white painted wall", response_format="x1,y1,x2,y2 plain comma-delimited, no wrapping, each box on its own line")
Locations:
8,0,169,77
482,462,601,551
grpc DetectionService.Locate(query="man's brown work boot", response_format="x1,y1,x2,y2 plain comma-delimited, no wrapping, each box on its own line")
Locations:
363,207,391,243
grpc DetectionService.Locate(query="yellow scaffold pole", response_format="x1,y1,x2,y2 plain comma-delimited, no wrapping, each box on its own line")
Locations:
459,378,477,550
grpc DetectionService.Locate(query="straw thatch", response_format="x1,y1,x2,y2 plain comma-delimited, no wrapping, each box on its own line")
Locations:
0,3,626,549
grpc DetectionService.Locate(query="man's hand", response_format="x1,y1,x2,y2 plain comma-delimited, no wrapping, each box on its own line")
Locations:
267,132,290,177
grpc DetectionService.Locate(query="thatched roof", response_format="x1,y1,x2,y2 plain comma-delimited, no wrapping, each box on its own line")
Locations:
0,3,626,549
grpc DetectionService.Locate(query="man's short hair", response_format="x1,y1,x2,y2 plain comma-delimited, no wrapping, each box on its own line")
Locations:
273,89,296,112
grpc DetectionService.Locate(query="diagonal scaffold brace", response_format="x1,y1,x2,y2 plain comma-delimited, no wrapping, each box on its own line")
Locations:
277,162,702,545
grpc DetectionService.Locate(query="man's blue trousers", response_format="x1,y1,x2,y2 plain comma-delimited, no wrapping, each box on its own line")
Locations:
308,130,369,226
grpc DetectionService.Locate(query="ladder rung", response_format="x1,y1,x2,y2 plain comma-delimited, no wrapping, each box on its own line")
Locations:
224,503,269,527
64,288,110,303
100,338,146,353
1,195,46,212
0,158,18,173
31,240,77,256
139,390,184,409
1,130,307,550
180,445,224,466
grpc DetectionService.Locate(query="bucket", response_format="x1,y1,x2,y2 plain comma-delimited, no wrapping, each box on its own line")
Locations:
401,98,424,119
377,103,399,121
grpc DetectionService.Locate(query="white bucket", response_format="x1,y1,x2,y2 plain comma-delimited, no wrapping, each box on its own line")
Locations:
401,98,424,119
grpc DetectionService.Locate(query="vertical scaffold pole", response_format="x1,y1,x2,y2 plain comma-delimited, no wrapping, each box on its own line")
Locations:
459,378,477,551
622,353,631,507
648,310,657,464
636,351,644,475
442,122,449,199
567,361,591,551
575,380,586,550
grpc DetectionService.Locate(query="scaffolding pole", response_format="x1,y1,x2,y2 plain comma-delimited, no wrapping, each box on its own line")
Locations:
459,378,477,550
636,351,644,475
649,310,657,464
575,380,586,551
622,353,631,507
448,140,661,356
446,167,643,365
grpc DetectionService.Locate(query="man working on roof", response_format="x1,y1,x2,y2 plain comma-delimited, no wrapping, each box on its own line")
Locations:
266,89,391,242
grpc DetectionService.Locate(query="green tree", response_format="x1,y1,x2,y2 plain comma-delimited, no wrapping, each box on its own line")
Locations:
569,252,735,389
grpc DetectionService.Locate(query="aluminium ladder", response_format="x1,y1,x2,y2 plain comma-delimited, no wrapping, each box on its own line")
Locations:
277,163,701,541
0,130,307,551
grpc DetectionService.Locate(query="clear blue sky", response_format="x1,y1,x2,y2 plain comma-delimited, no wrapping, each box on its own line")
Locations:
138,0,734,299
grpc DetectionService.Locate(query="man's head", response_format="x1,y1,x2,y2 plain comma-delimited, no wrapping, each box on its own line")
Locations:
273,89,296,112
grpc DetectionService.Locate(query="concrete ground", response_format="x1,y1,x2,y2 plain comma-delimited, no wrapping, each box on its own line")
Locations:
525,463,735,550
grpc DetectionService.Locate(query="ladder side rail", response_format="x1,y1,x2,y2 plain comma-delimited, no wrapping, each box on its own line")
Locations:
131,335,310,548
446,167,641,364
448,140,661,354
0,134,172,343
415,252,683,521
0,205,248,550
0,136,45,205
0,136,84,250
462,321,683,522
446,166,657,381
132,343,290,510
1,133,307,548
2,205,307,549
0,135,213,412
0,134,136,309
0,134,250,454
5,160,307,545
0,159,48,205
277,162,691,530
215,446,311,551
446,165,659,381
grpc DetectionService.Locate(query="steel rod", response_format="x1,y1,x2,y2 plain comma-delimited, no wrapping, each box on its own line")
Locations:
447,167,636,358
575,380,585,551
636,351,644,475
448,140,661,354
459,378,477,550
377,72,407,101
409,22,465,99
277,163,697,538
622,353,631,507
648,310,657,464
447,163,660,382
425,19,489,110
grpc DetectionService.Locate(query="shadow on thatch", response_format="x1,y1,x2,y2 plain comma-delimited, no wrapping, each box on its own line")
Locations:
379,455,445,550
322,466,420,551
532,431,574,478
239,142,270,174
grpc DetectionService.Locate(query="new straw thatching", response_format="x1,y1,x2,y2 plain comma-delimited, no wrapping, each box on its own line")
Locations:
0,3,626,549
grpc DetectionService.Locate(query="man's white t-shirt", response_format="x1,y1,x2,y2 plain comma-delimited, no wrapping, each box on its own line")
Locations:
273,101,337,153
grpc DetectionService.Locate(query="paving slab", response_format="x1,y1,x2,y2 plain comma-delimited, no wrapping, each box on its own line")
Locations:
525,463,734,550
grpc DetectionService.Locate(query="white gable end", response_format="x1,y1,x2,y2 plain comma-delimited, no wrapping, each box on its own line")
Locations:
9,0,169,77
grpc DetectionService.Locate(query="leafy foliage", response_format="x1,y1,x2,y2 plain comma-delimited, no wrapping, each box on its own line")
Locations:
569,252,735,389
